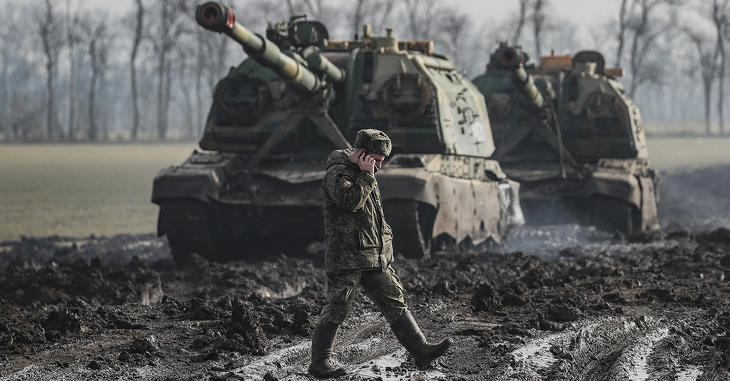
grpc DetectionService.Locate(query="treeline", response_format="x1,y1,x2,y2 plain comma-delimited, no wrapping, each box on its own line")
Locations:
1,0,728,142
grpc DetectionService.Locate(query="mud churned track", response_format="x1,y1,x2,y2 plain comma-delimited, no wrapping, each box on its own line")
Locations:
1,166,730,380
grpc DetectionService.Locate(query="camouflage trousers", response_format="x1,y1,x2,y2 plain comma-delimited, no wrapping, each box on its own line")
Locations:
318,265,408,325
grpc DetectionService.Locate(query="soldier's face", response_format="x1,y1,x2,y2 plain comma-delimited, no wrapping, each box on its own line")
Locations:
370,153,386,169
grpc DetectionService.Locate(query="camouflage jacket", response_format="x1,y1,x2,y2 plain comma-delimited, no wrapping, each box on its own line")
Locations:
322,148,394,274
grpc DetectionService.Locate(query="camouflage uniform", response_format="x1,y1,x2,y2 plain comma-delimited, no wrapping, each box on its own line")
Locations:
309,130,451,378
318,143,407,325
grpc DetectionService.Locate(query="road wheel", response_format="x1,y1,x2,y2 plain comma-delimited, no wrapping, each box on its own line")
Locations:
157,200,218,267
385,200,435,259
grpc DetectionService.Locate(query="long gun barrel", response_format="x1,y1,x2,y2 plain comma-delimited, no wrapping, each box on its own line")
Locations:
494,46,545,109
195,2,342,92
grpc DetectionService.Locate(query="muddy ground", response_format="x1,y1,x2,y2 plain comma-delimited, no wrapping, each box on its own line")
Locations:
1,165,729,380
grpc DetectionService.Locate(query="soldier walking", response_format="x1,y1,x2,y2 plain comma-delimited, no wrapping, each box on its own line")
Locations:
308,129,452,378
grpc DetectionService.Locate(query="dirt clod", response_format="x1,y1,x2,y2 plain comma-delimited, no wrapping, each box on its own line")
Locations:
227,297,267,355
547,305,581,322
130,335,160,354
472,282,500,312
187,298,219,320
42,309,84,340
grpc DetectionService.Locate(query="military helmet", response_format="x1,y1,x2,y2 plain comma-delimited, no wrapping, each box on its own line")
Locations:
354,129,392,156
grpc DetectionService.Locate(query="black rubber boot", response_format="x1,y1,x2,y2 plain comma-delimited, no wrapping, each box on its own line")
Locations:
308,321,346,378
390,310,452,369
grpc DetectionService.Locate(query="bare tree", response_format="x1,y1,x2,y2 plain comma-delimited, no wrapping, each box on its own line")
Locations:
285,0,299,18
513,0,530,45
351,0,366,38
82,17,112,141
349,0,398,38
301,0,328,21
130,0,144,140
435,8,470,66
712,0,729,135
209,36,230,83
532,0,546,58
192,15,224,127
285,0,337,26
153,1,173,140
65,0,82,141
194,27,206,137
402,0,438,40
542,17,579,56
1,6,42,141
372,0,398,35
615,0,638,67
38,0,63,139
149,0,190,140
175,44,196,138
684,27,717,135
0,9,13,140
625,0,678,97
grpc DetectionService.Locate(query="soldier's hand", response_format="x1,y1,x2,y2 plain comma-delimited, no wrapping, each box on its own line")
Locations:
350,149,375,173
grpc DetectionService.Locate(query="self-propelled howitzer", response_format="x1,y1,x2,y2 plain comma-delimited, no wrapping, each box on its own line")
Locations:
473,43,658,233
152,3,524,266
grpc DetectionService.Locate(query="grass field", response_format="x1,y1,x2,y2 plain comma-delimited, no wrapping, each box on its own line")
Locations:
647,136,730,170
0,137,728,241
0,144,195,241
644,121,730,136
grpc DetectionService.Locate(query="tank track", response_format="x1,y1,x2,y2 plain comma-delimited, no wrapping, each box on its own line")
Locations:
160,199,439,265
521,195,641,234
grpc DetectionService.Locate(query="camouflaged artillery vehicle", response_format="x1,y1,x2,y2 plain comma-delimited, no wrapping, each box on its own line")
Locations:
151,2,524,265
472,43,658,233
